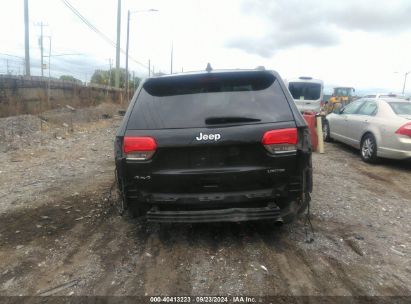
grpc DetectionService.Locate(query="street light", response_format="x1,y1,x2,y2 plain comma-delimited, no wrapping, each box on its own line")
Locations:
125,8,158,100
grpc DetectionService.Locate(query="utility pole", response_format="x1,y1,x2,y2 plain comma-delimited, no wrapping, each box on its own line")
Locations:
124,9,158,95
36,22,46,77
170,42,173,74
148,59,151,77
402,71,410,94
24,0,30,76
47,36,51,104
125,9,130,100
115,0,121,88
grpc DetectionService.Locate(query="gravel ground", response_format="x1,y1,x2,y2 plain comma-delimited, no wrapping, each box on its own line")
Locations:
0,103,119,214
0,108,410,297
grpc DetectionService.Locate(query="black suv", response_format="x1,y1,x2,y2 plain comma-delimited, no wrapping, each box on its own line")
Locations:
114,68,312,223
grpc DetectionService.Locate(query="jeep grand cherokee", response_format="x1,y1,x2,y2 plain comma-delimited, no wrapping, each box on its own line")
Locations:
114,68,312,223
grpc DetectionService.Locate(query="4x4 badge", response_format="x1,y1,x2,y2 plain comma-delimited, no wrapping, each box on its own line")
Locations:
196,132,221,141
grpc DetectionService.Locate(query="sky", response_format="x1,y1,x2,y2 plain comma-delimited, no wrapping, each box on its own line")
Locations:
1,0,411,94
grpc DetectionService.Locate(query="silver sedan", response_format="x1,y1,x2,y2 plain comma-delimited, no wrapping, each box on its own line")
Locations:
323,98,411,162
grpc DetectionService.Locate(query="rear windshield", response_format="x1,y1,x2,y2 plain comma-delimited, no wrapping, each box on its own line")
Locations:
288,82,322,101
127,72,293,129
389,102,411,115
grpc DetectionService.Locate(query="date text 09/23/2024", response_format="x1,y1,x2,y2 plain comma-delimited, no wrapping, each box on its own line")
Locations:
149,296,257,303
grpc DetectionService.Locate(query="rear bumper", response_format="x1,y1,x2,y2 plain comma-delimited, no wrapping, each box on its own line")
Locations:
128,186,305,223
378,136,411,160
378,146,411,160
117,152,313,223
146,205,283,223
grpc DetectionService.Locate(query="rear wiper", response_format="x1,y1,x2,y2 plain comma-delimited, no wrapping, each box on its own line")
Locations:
205,116,261,125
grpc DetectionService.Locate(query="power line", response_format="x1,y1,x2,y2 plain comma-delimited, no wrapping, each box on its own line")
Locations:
60,0,148,69
61,0,116,49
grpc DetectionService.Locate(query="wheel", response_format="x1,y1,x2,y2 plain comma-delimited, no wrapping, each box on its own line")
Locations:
322,120,332,142
360,134,378,163
115,170,145,217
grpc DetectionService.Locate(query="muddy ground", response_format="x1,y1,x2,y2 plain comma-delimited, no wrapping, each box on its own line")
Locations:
0,106,410,296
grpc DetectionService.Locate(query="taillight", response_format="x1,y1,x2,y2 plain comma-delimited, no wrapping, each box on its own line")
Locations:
395,122,411,137
262,128,298,154
123,136,157,160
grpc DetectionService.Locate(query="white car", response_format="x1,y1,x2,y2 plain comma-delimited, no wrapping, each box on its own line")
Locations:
364,93,407,99
287,77,324,113
323,98,411,162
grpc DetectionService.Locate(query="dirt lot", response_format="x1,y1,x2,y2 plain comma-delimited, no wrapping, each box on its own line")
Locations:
0,105,410,296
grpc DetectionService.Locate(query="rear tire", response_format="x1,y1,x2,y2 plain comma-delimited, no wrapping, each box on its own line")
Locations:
116,169,146,218
115,171,126,216
360,133,378,163
323,120,332,142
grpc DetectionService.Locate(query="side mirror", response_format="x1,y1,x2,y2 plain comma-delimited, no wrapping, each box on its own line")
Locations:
339,107,345,114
